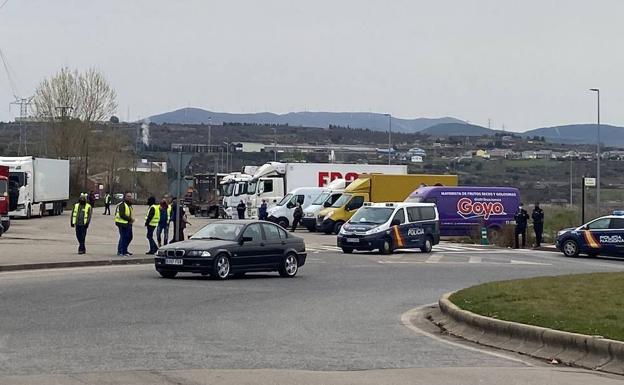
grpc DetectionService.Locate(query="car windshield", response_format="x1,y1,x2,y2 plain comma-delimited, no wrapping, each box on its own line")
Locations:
277,194,293,206
190,223,245,241
331,194,352,208
312,192,330,205
349,207,394,224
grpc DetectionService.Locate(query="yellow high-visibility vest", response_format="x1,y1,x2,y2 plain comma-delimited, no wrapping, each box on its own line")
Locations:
145,204,160,227
114,202,133,225
72,203,92,226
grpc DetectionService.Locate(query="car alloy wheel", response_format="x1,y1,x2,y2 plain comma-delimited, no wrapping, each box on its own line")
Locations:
279,253,298,277
213,254,231,280
562,239,579,258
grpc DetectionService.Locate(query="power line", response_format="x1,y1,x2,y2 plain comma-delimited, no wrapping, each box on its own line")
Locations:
0,0,9,12
0,48,20,98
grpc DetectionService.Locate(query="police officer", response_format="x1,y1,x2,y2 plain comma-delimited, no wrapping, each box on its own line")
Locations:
71,193,92,254
144,196,160,254
258,199,268,221
532,202,545,248
514,203,530,249
291,202,303,232
115,191,135,256
236,200,246,220
103,192,112,215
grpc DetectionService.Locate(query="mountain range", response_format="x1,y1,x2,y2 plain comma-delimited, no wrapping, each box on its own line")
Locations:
148,108,624,147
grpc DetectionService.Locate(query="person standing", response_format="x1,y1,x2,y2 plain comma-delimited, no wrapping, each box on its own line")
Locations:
103,192,112,215
70,193,92,254
156,198,170,247
291,203,303,232
532,202,545,248
258,199,268,220
236,200,246,220
114,191,135,256
88,191,96,208
514,203,530,249
144,196,160,255
169,197,178,242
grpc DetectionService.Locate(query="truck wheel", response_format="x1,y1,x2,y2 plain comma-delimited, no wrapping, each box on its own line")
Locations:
277,217,289,229
333,221,344,235
26,204,32,219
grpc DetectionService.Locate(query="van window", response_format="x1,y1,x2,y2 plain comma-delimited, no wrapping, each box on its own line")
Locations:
406,207,420,222
347,196,364,211
392,208,406,224
296,194,305,205
263,180,273,194
419,207,436,220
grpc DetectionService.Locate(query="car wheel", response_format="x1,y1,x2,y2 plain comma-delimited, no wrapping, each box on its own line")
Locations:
333,221,344,235
341,247,354,254
380,239,393,255
279,253,299,277
420,236,433,253
277,218,289,229
562,239,580,258
212,254,231,280
159,270,177,279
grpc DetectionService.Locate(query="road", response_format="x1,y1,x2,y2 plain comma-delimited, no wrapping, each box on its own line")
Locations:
2,242,624,384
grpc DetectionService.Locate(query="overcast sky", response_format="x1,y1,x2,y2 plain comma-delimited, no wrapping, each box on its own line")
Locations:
0,0,622,131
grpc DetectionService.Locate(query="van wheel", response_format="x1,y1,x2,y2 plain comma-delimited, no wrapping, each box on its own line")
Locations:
380,239,393,255
562,239,580,258
277,217,289,229
420,236,433,253
333,221,344,235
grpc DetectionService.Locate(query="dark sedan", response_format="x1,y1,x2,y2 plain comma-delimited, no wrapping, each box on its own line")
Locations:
154,220,307,280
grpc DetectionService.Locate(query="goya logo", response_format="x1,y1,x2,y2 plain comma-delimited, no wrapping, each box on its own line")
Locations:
457,198,505,220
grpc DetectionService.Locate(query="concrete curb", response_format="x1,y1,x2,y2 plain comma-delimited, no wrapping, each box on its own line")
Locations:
0,257,154,272
437,292,624,375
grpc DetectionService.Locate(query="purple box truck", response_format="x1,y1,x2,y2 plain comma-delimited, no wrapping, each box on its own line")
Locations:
406,186,520,237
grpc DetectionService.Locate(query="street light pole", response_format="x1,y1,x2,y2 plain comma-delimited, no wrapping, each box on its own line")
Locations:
273,127,277,162
384,113,392,165
590,88,600,213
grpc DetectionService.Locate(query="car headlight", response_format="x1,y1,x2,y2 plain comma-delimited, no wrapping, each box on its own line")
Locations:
306,212,314,217
156,249,166,256
188,250,211,257
557,230,567,237
363,226,385,236
339,225,349,235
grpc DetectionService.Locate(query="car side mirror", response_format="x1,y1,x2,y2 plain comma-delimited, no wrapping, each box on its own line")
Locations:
286,203,294,209
323,202,331,207
391,219,401,227
582,225,589,230
240,236,253,244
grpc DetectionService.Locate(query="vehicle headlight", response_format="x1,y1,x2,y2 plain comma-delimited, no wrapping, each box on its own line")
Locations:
306,212,314,217
339,225,349,235
324,211,334,220
557,230,567,237
188,250,211,257
363,227,385,236
156,249,166,256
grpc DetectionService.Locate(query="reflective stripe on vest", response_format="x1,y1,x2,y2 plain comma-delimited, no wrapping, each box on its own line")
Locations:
72,203,91,226
114,202,132,224
146,204,160,227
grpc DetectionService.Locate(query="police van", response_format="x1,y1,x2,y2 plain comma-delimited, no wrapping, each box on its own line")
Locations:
337,202,439,254
556,211,624,258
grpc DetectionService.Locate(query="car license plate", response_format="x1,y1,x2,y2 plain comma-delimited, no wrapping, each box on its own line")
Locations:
346,238,360,243
0,216,8,221
165,258,183,265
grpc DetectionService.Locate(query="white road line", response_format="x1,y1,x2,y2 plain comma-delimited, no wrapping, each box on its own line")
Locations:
401,305,532,365
509,260,551,266
425,255,443,263
468,256,482,264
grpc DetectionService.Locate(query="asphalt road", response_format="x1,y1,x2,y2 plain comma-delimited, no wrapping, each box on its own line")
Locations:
2,246,624,384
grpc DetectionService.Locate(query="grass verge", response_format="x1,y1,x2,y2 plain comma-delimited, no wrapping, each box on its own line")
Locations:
449,272,624,341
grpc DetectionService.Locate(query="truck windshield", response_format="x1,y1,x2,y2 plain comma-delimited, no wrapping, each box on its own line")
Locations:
312,192,330,205
247,180,258,195
222,183,235,197
350,207,394,224
331,194,352,208
277,194,293,206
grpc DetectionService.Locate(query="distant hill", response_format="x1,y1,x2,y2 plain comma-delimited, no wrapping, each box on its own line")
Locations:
147,108,464,133
523,124,624,147
420,122,499,137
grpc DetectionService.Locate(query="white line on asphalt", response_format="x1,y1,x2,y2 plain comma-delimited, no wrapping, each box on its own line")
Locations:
425,255,443,263
468,256,482,264
509,260,551,266
400,305,533,366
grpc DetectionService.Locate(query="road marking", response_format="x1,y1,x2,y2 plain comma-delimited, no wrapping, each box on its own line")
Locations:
509,260,551,266
425,255,443,263
468,256,482,264
401,305,533,365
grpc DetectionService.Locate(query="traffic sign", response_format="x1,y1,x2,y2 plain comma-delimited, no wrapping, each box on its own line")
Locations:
584,177,596,187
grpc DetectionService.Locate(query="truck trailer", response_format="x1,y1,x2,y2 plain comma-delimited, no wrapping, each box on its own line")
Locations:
0,157,70,218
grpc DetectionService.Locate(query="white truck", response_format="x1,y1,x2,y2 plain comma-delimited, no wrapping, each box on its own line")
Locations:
0,157,70,218
220,172,253,219
246,162,408,219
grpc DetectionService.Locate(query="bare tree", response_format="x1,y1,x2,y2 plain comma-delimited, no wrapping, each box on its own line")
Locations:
78,69,117,122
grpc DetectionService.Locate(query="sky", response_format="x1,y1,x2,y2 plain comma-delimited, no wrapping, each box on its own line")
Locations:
0,0,622,132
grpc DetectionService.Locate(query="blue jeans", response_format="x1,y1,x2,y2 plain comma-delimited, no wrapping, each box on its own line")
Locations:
75,226,87,252
117,225,133,255
156,223,169,245
146,225,157,253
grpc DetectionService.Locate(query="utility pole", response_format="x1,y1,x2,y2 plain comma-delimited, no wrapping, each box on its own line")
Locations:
273,127,277,162
589,88,601,214
384,114,392,165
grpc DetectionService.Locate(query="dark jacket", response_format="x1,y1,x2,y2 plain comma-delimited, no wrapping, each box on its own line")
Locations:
145,206,156,227
532,208,544,225
293,205,303,219
259,203,268,218
237,202,246,212
514,209,529,229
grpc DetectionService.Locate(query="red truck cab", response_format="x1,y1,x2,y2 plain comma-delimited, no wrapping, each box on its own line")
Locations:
0,165,10,235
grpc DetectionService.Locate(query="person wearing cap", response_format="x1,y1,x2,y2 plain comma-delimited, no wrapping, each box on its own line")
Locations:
70,193,92,254
514,203,530,249
144,196,160,254
532,202,544,248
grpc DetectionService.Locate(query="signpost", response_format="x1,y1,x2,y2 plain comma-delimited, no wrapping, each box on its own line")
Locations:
582,177,596,224
167,151,192,242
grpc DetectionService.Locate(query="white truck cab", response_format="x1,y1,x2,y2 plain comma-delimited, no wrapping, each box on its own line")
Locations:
220,172,252,219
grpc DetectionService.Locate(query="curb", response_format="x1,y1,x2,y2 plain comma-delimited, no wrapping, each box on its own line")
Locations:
0,257,154,272
437,292,624,375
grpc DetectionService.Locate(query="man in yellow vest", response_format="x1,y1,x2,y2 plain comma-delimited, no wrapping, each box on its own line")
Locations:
115,191,135,256
70,193,92,254
144,196,160,254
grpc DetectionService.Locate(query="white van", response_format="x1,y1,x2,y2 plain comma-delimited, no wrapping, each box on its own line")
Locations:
300,179,346,231
266,187,327,229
